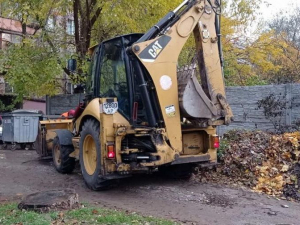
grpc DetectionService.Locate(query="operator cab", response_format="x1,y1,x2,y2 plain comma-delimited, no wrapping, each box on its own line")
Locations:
86,33,156,126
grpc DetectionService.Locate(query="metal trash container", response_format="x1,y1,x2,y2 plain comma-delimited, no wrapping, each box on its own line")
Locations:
2,110,42,149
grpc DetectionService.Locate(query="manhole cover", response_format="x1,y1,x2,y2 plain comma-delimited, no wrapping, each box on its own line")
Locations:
18,189,79,212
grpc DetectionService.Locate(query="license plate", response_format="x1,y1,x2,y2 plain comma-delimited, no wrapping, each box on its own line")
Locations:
103,102,118,114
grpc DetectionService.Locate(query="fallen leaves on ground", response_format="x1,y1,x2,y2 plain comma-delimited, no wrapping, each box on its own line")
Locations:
196,130,300,201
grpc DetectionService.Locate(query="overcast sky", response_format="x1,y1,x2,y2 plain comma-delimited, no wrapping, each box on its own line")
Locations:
259,0,300,21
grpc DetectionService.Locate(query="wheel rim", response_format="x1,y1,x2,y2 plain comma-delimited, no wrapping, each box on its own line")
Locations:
83,134,97,175
54,145,61,166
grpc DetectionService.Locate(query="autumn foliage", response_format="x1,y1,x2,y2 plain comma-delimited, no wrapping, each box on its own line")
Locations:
0,0,299,99
198,130,300,201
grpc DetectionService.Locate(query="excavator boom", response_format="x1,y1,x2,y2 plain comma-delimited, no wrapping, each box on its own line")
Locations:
131,0,233,151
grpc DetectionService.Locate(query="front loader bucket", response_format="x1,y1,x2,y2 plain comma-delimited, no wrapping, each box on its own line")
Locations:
178,65,217,119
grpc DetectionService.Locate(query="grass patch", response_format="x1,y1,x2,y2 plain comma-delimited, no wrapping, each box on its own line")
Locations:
0,203,176,225
0,203,49,225
217,138,229,161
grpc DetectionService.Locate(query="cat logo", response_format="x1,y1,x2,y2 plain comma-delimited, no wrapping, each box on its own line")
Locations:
139,35,171,63
148,41,163,58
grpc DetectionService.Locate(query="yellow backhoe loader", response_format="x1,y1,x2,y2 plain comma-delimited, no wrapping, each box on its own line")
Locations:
36,0,233,190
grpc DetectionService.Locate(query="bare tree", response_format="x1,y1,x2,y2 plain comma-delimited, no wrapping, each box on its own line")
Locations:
269,6,300,48
267,6,300,84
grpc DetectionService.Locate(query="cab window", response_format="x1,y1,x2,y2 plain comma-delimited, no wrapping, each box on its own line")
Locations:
99,39,129,118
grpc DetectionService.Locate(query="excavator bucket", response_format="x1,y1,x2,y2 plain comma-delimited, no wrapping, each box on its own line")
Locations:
178,64,217,119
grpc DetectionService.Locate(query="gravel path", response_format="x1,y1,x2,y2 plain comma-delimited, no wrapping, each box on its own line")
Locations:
0,150,299,225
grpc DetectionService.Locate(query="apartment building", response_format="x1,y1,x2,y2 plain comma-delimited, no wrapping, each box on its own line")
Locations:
0,15,76,112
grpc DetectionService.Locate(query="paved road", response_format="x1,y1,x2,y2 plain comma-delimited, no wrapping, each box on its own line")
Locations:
0,150,299,225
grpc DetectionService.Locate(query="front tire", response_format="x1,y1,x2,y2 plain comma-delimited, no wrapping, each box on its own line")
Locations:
79,119,114,191
52,137,75,174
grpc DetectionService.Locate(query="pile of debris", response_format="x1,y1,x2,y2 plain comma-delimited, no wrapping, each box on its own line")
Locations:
197,130,300,201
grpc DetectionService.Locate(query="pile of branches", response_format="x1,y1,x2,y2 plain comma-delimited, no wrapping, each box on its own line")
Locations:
197,130,300,201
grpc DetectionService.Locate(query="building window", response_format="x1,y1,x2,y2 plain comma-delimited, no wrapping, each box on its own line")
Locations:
46,17,55,30
5,82,13,93
11,35,21,44
67,19,75,35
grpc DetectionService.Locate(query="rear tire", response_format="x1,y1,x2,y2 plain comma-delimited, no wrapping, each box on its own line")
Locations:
79,119,114,191
159,164,195,179
52,137,75,174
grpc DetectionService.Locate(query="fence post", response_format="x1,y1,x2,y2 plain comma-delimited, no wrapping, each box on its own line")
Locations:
46,95,50,115
285,84,292,126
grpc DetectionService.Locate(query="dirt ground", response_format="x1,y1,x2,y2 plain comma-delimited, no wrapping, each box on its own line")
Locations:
1,150,300,225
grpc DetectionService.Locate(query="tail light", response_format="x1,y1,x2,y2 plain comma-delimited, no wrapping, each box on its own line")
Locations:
212,135,220,148
107,145,115,159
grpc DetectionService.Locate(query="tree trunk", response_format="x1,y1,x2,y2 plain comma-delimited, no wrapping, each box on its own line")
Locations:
73,0,102,59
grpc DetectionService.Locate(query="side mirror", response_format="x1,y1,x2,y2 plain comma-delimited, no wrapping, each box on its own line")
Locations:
67,59,77,72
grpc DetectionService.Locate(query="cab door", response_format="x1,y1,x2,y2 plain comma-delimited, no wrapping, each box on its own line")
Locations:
97,38,130,120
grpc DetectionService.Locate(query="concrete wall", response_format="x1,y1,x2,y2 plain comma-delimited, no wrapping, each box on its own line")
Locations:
47,84,300,134
46,94,84,115
217,84,300,135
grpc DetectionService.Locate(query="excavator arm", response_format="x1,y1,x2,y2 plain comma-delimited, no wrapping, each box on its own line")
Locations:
130,0,233,151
